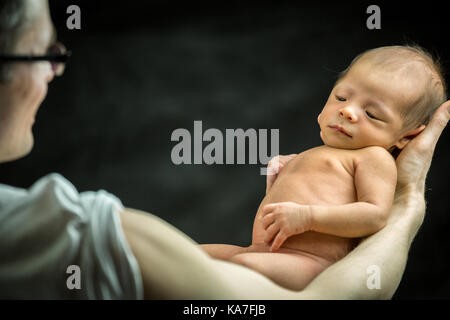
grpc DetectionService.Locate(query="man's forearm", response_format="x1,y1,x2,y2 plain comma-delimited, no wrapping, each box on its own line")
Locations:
308,202,388,238
300,198,424,299
120,197,423,300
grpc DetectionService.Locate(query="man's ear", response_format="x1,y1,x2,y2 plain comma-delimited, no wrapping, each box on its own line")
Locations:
394,124,426,149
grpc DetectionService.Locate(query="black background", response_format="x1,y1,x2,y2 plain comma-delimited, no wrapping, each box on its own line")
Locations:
0,0,448,299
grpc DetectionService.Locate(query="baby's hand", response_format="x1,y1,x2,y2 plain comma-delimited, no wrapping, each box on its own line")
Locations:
261,202,312,252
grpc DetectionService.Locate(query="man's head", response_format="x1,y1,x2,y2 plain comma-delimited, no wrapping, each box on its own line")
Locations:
317,45,447,152
0,0,55,163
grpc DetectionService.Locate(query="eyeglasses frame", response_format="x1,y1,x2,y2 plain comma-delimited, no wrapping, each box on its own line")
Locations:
0,51,71,63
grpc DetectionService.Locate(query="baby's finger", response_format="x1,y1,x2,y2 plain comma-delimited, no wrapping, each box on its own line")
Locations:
262,213,275,230
264,223,279,244
268,156,281,169
271,232,287,252
262,203,277,215
268,161,281,174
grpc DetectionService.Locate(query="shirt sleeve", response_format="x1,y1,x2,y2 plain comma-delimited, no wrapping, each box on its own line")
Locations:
0,173,144,299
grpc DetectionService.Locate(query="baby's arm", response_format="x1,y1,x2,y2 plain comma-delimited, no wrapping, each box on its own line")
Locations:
309,146,397,236
263,146,397,251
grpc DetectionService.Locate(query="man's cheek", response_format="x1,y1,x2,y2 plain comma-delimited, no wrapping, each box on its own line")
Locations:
29,76,48,112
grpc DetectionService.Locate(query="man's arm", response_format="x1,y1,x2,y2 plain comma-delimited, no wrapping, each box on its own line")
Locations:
119,190,423,300
119,207,299,299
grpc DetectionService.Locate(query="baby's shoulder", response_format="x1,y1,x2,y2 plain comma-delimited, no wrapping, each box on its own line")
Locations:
306,145,393,164
306,145,357,173
354,146,393,160
353,146,397,170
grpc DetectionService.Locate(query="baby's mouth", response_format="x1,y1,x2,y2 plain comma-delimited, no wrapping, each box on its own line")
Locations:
328,125,352,138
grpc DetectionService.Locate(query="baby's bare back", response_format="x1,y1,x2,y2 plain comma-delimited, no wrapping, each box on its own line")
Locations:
251,145,360,262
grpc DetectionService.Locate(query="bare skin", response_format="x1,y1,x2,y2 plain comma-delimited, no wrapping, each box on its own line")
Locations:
224,146,395,290
200,57,435,291
120,101,449,299
1,0,448,300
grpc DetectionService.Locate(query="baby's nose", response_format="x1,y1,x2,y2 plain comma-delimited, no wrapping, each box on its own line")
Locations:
339,107,358,122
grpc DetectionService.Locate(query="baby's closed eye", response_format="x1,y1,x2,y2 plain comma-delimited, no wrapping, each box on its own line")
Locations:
365,111,378,119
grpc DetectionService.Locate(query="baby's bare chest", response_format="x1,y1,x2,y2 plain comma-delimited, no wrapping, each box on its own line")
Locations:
267,146,357,206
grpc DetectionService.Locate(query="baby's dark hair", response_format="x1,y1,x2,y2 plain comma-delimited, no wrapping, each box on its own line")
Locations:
335,44,447,131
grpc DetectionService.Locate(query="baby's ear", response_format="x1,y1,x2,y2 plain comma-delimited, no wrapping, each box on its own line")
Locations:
394,124,426,149
317,113,321,124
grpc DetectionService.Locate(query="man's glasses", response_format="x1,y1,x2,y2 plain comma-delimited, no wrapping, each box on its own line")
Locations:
0,42,71,76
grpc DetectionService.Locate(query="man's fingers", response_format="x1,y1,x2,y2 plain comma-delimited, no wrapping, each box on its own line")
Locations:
418,100,450,149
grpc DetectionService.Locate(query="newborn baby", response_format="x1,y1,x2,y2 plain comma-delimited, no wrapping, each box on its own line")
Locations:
201,45,447,291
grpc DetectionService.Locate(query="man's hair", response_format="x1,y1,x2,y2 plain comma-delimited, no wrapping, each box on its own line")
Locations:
0,0,31,82
335,44,448,130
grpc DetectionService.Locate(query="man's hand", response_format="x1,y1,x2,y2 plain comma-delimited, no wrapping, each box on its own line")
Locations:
261,202,312,252
396,100,450,195
266,154,297,194
388,100,450,231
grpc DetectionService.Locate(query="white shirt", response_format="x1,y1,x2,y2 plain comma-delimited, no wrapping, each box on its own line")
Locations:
0,173,143,299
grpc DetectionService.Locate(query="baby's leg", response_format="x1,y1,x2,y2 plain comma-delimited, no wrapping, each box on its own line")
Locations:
229,252,330,291
199,244,248,260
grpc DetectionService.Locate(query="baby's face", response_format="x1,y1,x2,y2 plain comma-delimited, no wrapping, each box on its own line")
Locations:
317,60,424,150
